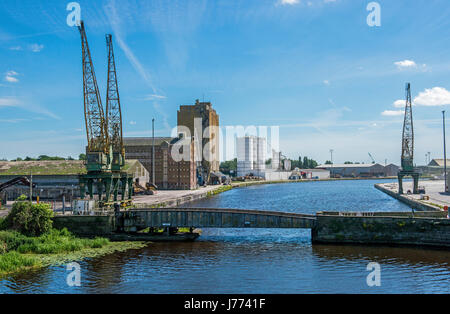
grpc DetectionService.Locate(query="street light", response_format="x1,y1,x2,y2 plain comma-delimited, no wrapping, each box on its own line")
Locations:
443,111,447,192
152,118,155,186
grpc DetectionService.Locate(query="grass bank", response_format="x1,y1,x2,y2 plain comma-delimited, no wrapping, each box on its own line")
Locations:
0,228,146,278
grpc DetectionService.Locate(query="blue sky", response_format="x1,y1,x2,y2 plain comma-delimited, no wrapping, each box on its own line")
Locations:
1,0,450,165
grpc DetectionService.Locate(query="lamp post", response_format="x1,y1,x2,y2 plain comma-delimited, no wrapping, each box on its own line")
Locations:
152,118,155,186
443,111,448,192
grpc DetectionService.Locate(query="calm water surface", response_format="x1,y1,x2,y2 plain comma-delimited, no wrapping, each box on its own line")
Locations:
1,179,449,294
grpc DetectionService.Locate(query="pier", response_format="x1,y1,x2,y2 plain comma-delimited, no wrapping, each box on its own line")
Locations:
375,180,450,211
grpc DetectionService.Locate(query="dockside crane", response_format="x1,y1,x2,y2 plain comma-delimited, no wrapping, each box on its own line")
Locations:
397,83,420,194
79,21,109,162
78,22,132,206
106,34,125,171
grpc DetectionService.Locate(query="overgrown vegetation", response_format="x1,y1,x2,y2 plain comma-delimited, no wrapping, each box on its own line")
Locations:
0,229,109,255
0,228,112,277
0,198,145,278
0,252,40,276
5,197,54,236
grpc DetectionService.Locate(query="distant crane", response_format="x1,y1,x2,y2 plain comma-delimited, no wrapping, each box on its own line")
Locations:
397,83,420,195
368,153,376,164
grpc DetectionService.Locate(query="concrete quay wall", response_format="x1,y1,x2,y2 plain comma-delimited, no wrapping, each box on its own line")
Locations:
312,213,450,248
53,215,115,236
374,183,442,211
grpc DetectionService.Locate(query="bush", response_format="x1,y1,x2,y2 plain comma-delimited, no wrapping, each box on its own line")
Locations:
6,201,54,237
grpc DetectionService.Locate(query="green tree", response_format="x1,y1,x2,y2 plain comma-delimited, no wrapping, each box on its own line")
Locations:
220,158,237,176
325,160,333,165
78,154,87,161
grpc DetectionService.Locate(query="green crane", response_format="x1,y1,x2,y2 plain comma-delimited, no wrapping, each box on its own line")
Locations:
78,21,133,206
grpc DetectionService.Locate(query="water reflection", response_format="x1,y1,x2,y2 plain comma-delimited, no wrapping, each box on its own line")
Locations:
1,180,448,294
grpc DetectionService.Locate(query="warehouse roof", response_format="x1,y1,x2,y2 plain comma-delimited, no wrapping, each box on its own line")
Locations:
428,159,450,167
0,160,143,176
316,163,383,169
123,137,174,146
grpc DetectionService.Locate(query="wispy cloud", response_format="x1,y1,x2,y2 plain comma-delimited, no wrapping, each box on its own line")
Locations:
29,43,44,52
279,0,300,5
4,70,19,83
104,0,170,130
0,96,60,120
0,97,20,107
104,0,158,94
142,94,167,100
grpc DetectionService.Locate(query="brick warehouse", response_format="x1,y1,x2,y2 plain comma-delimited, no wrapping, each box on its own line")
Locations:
123,136,197,190
177,100,220,183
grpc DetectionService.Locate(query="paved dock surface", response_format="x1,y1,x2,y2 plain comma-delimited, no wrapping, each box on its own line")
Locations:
133,185,225,207
377,180,450,210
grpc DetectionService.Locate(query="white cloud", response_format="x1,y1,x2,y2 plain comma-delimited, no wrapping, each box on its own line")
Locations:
393,99,405,108
0,97,20,107
323,80,330,85
280,0,300,4
382,110,404,117
5,71,19,83
9,46,22,51
394,60,417,69
29,43,44,52
414,87,450,107
129,121,137,125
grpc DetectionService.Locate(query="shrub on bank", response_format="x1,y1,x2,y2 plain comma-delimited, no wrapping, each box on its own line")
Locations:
6,201,54,236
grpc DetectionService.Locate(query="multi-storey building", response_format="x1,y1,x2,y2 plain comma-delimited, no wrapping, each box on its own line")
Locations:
123,136,197,190
236,136,266,177
177,100,220,183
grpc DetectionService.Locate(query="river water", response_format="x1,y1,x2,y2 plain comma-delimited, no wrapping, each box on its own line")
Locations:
1,179,449,294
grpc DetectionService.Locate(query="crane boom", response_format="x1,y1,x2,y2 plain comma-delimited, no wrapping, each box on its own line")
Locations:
79,21,108,154
106,34,125,169
401,83,414,171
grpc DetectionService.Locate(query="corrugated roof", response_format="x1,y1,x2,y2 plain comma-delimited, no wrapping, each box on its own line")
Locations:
123,137,173,146
316,163,383,168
